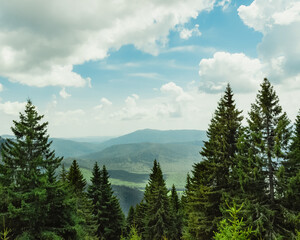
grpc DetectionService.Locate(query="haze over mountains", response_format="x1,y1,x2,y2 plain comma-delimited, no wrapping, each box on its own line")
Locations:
1,129,207,213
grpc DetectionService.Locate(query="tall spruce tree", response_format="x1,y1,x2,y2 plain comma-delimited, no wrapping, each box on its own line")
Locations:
230,126,268,238
144,160,172,240
88,162,102,217
0,100,75,238
184,84,243,239
134,200,147,238
67,160,97,238
248,78,291,203
169,184,182,240
95,165,124,240
126,206,136,236
277,110,300,238
246,78,291,238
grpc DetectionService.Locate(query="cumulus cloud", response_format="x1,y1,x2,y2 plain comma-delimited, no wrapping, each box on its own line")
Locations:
179,24,201,40
0,0,215,88
59,88,71,99
111,94,148,120
94,97,112,110
199,52,264,93
216,0,231,10
160,82,193,102
238,0,300,88
238,1,300,33
110,84,194,121
0,101,26,115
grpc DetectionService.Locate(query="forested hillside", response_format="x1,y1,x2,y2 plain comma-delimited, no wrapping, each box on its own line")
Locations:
0,79,299,239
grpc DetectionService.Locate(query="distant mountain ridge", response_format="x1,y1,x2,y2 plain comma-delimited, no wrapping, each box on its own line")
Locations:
100,129,207,147
50,129,207,158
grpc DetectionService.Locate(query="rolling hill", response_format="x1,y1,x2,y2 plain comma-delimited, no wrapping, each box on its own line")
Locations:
2,129,207,213
50,138,102,158
98,129,207,149
75,141,204,172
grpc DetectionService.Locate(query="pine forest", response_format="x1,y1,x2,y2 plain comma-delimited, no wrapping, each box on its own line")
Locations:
0,78,299,240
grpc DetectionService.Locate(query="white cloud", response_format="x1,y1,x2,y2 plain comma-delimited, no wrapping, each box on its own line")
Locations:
0,0,216,88
59,88,71,99
179,24,201,40
94,97,112,110
0,83,3,92
0,101,26,115
238,0,300,88
110,94,148,121
199,52,264,93
160,82,193,102
101,97,112,106
216,0,231,10
238,1,300,33
272,2,300,26
129,72,161,79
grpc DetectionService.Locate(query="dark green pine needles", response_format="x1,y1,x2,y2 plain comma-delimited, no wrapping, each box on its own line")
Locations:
0,100,74,238
184,84,243,239
88,163,125,240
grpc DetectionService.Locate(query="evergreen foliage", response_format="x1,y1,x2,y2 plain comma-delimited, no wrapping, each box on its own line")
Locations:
88,164,124,240
0,100,76,238
67,159,87,194
134,200,147,238
0,79,299,240
214,202,253,240
184,84,243,239
67,160,97,238
277,110,300,238
126,206,136,236
169,184,182,240
60,163,68,182
144,160,172,240
246,78,292,238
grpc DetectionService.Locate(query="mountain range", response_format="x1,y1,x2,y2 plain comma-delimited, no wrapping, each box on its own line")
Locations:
1,129,207,213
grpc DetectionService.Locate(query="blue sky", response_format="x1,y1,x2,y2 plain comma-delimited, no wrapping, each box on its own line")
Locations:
0,0,299,137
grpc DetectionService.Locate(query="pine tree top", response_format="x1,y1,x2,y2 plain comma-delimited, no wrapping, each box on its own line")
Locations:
67,160,86,194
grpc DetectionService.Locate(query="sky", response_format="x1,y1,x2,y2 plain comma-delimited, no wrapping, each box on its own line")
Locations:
0,0,300,138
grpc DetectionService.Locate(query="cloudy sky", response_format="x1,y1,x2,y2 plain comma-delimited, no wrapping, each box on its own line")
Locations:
0,0,299,137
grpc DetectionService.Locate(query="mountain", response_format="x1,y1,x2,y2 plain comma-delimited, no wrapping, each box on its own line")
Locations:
62,136,113,143
62,140,204,191
50,138,102,158
77,141,203,172
98,129,207,149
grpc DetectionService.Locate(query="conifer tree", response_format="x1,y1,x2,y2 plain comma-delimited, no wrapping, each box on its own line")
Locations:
60,163,68,182
248,78,291,203
134,200,147,238
96,165,124,240
230,127,269,238
0,100,75,238
214,202,253,240
169,184,182,240
67,160,87,194
184,84,243,239
247,78,291,238
144,160,171,240
126,206,136,236
88,162,102,216
67,160,97,238
277,110,300,238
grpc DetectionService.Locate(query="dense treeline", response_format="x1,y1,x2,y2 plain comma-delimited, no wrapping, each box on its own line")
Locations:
0,78,299,239
124,79,299,240
0,101,124,239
